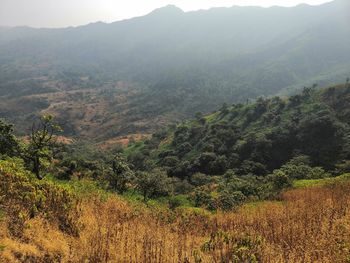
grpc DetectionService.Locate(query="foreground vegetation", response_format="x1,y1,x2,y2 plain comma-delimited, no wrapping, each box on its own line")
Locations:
1,156,350,262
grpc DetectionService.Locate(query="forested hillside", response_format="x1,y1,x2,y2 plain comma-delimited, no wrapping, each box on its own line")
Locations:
0,0,349,142
126,83,350,178
1,83,350,262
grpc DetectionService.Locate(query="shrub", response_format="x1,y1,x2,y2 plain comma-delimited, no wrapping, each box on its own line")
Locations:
335,160,350,174
190,172,212,187
191,186,215,210
107,154,134,193
0,158,80,237
161,156,180,167
0,119,19,157
220,171,260,198
171,178,193,194
287,155,311,166
217,190,246,211
239,160,267,176
270,170,292,190
281,163,328,180
176,142,193,156
135,169,173,201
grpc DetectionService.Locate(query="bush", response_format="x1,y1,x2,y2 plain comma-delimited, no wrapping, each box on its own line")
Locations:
171,177,193,194
161,156,180,167
190,172,212,187
217,190,246,211
127,151,147,170
0,119,19,157
287,155,311,166
191,186,215,210
135,169,173,201
238,160,267,176
335,160,350,174
270,170,292,190
176,142,193,156
280,163,328,180
220,170,260,198
0,158,80,237
107,154,134,193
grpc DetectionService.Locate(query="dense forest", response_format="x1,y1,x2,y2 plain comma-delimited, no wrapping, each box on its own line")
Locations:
0,83,349,208
119,83,350,207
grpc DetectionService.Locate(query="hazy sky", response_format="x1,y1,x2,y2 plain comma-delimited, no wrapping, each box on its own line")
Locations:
0,0,333,28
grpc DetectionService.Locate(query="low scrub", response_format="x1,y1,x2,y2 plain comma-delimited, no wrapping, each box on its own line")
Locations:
2,170,350,262
0,158,80,238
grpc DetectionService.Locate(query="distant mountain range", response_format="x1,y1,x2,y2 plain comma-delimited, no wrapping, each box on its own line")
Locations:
0,0,349,142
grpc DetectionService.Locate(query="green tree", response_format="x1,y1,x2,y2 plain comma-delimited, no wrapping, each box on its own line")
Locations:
27,115,61,179
107,154,134,193
280,160,328,180
191,186,214,209
297,110,346,167
270,170,292,191
135,169,173,202
217,190,246,211
0,119,19,158
190,172,212,187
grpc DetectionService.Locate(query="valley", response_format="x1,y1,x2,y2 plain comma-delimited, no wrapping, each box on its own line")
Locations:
0,0,350,262
0,0,349,144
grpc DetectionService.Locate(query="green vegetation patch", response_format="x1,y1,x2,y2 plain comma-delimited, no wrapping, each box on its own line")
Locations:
0,244,5,252
293,173,350,188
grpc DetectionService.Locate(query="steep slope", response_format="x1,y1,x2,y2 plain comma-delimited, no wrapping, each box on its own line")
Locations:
125,83,350,177
0,0,349,141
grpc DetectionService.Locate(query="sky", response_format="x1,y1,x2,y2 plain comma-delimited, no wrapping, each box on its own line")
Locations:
0,0,333,28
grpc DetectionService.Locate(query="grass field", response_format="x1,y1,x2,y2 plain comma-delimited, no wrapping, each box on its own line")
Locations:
2,172,350,262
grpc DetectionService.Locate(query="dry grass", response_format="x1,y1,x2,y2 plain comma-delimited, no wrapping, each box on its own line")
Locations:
2,182,350,262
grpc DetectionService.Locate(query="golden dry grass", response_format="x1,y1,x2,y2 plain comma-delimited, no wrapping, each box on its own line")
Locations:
1,182,350,262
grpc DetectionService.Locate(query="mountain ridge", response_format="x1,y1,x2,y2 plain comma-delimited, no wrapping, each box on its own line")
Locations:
0,0,349,142
0,0,343,30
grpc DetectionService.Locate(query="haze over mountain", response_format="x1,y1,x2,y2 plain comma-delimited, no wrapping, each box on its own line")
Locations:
2,1,350,261
0,0,333,28
0,0,349,142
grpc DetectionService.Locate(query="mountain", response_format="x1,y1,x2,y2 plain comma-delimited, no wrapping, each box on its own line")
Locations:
125,83,350,177
0,0,349,142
